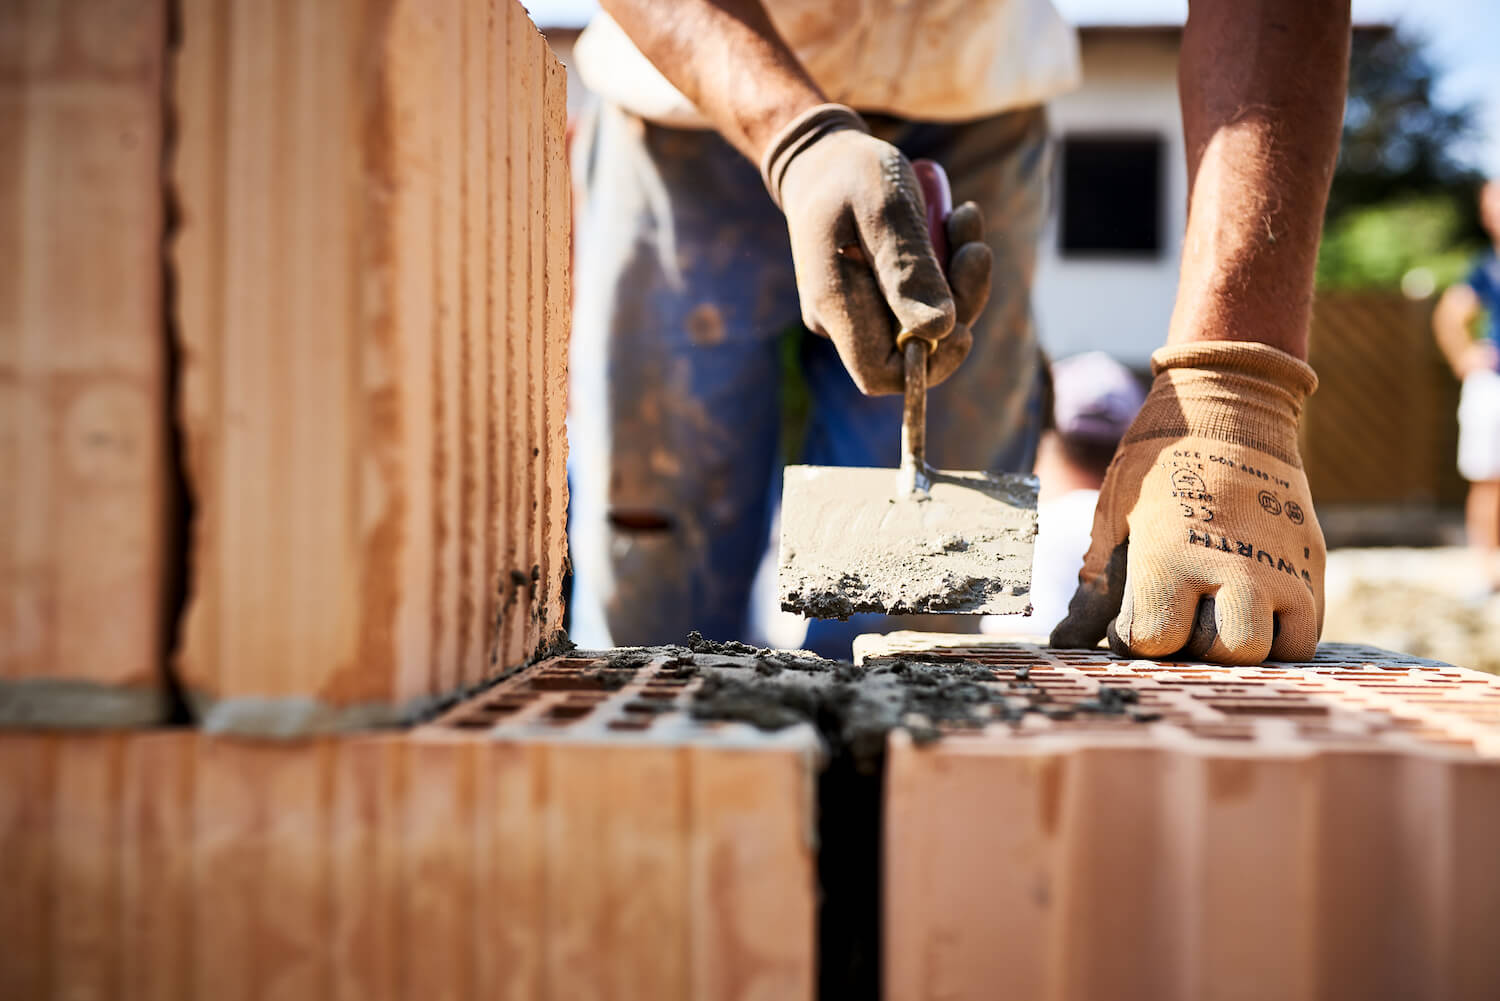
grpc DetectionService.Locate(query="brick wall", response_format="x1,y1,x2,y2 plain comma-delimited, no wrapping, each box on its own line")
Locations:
2,0,570,730
0,0,171,723
173,0,570,728
862,634,1500,1001
0,651,820,1000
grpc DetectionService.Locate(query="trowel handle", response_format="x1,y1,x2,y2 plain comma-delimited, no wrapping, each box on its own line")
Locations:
898,160,952,499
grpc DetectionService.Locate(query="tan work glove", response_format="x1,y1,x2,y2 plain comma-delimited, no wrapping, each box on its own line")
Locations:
1051,342,1325,664
761,104,992,395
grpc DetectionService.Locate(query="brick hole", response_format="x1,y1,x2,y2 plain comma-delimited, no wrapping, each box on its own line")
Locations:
530,674,626,692
1367,686,1457,694
607,718,653,731
1208,702,1327,716
1409,732,1477,748
1045,719,1145,733
1186,723,1257,739
623,700,675,714
1172,679,1256,687
545,703,598,722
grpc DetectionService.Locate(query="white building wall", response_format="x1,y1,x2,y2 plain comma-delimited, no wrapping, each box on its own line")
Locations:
1033,31,1187,369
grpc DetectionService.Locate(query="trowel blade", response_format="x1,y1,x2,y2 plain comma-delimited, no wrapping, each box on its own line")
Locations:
778,464,1038,618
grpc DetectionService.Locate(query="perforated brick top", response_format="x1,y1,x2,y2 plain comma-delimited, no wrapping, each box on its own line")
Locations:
854,633,1500,758
427,639,1500,759
422,650,819,749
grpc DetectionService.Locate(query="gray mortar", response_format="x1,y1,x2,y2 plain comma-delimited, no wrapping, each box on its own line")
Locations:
193,692,420,737
190,627,581,738
0,678,170,728
680,632,1159,772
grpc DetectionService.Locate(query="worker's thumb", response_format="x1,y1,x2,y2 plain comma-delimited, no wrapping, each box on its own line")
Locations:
1050,480,1130,650
1051,537,1128,650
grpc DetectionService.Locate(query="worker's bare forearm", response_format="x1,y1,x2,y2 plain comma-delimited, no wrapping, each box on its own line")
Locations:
1169,0,1351,360
600,0,826,160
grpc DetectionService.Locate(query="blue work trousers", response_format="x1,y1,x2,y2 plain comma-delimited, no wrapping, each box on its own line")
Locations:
568,102,1051,657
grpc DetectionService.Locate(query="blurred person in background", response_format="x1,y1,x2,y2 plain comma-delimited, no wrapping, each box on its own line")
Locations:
1433,179,1500,593
568,0,1351,666
985,353,1146,637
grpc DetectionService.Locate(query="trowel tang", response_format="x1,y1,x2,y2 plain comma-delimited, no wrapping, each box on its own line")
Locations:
895,159,954,500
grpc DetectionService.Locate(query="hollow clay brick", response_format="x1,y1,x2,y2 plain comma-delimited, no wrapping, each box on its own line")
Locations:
0,0,170,724
864,635,1500,1001
172,0,570,731
0,654,817,1000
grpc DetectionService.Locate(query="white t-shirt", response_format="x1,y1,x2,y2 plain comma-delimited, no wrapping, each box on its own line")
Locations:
573,1,1081,128
984,487,1098,638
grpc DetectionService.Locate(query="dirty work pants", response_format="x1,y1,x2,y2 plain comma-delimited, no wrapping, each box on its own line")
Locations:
568,102,1050,657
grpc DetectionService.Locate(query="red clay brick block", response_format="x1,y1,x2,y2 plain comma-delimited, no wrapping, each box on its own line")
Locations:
173,0,570,731
865,635,1500,1001
0,654,818,1000
0,0,170,724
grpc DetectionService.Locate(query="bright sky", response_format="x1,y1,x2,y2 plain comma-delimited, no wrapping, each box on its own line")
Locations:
523,0,1500,176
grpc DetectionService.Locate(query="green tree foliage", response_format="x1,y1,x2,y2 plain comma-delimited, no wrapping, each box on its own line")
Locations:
1317,196,1478,290
1317,27,1486,289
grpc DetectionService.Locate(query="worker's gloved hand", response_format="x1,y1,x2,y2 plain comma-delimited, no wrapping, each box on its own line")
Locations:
761,104,991,395
1051,342,1325,665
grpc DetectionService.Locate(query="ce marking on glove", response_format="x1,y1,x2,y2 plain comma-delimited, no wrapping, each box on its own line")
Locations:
1169,470,1216,522
1180,502,1215,522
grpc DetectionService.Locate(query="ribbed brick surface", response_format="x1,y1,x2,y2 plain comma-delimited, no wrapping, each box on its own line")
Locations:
0,656,817,1001
855,634,1500,756
1,0,170,723
864,634,1500,1001
172,0,569,730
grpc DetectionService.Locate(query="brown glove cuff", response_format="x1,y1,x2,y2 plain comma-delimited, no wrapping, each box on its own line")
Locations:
759,103,869,209
1150,341,1318,398
1129,341,1319,467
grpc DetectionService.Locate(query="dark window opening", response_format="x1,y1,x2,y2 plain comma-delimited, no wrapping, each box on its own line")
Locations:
1059,134,1164,256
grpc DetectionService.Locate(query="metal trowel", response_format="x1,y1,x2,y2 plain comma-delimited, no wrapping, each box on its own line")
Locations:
777,160,1038,619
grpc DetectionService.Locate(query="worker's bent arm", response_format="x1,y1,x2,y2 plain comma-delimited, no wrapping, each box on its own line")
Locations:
599,0,825,160
598,0,993,397
1433,284,1488,377
1169,0,1351,360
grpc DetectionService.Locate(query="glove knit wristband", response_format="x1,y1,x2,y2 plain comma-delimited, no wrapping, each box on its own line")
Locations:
1150,341,1318,397
759,103,869,209
1129,341,1319,467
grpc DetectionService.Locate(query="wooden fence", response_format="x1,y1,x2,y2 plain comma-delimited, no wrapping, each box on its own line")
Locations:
1301,291,1465,509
